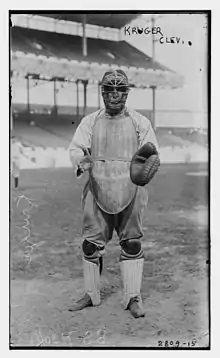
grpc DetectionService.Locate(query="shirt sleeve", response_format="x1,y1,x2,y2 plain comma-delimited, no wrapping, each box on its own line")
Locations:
68,112,96,176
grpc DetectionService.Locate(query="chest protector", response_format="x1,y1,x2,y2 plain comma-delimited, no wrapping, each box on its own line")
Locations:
89,110,138,214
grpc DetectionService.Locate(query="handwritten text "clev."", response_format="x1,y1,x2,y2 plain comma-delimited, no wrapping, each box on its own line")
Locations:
160,37,184,44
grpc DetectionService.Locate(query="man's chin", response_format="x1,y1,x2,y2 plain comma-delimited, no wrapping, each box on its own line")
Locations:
109,102,121,108
106,105,123,115
108,102,124,111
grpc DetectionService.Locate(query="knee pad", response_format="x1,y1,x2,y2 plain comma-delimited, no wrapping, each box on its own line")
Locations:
82,240,104,267
82,240,99,257
121,238,141,255
120,238,144,260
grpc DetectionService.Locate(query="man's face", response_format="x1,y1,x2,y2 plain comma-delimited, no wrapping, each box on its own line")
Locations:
102,85,129,113
101,71,129,115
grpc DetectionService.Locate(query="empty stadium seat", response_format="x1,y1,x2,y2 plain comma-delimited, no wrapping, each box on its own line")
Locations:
11,26,167,70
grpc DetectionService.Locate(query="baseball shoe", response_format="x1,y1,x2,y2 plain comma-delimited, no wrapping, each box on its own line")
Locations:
128,296,145,318
68,293,94,312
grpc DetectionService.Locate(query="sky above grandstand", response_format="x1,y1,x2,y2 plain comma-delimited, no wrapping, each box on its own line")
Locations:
125,13,207,114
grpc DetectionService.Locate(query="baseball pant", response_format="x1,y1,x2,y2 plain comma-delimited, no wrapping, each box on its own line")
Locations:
82,180,148,249
80,180,148,308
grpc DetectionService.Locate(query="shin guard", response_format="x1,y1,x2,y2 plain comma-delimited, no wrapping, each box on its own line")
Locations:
120,258,144,309
83,258,101,306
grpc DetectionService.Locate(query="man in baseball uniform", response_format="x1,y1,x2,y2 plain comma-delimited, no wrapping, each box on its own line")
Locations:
68,69,160,318
11,134,33,189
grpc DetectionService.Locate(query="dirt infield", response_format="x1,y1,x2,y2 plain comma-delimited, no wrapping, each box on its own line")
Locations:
10,163,209,348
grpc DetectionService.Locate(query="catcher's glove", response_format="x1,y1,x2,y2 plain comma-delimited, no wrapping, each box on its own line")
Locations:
130,142,160,186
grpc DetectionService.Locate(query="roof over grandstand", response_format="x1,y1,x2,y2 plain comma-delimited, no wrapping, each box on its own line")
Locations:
11,26,183,88
38,13,139,29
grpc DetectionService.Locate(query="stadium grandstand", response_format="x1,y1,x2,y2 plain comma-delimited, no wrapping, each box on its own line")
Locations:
10,13,207,157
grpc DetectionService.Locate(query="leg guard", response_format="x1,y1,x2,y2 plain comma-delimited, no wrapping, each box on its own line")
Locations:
83,258,101,306
120,258,144,309
83,239,104,276
82,239,105,264
120,238,144,261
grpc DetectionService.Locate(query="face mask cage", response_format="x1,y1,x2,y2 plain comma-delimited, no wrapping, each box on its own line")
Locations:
102,84,129,93
101,72,130,94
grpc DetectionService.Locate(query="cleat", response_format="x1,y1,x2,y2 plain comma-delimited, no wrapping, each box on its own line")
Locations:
68,293,94,312
128,296,145,318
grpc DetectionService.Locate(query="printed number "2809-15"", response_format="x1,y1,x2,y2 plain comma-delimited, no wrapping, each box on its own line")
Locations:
158,339,197,347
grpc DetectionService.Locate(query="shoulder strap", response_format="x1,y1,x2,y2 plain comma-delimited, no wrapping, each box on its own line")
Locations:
125,108,139,141
89,108,105,157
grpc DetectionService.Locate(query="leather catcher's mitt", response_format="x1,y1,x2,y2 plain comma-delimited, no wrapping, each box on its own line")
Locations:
130,142,160,186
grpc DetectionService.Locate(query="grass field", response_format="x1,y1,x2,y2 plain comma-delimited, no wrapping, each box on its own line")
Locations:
10,163,209,348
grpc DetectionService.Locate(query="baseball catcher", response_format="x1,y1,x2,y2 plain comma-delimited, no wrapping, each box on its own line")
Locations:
68,69,160,318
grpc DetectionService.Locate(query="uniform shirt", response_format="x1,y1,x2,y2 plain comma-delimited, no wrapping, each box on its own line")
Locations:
69,107,159,176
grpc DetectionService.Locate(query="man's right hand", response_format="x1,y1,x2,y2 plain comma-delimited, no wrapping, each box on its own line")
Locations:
77,146,93,175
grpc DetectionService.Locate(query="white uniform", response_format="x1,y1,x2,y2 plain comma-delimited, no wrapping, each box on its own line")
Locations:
68,107,159,309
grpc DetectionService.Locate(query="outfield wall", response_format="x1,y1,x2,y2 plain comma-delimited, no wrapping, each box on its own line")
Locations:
12,112,208,169
12,107,208,129
18,143,208,170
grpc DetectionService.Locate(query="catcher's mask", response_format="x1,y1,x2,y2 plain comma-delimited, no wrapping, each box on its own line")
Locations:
101,69,130,115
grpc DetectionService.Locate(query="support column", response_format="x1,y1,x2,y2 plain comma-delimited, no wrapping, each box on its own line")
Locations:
151,16,156,131
151,16,156,65
151,85,156,130
83,80,88,116
76,80,79,118
82,14,87,57
26,75,30,114
53,78,57,115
